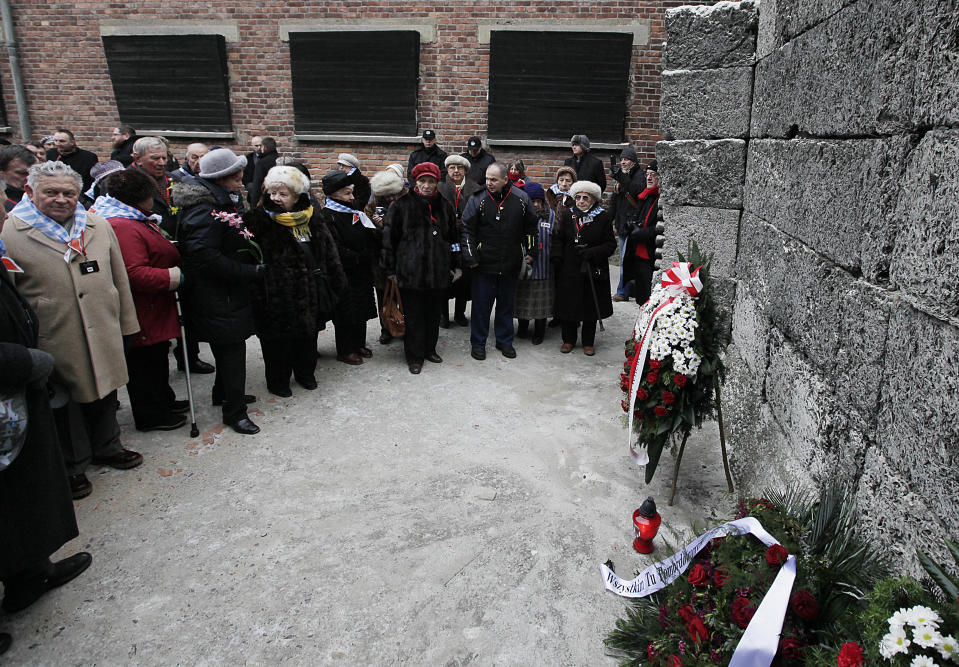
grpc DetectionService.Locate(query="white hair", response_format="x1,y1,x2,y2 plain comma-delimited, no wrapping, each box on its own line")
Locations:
132,136,166,156
263,165,311,196
27,161,82,192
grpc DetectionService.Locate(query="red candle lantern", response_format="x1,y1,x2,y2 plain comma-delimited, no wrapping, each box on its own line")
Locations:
632,496,662,554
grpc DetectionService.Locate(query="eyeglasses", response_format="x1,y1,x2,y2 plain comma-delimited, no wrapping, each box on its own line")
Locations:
573,194,592,201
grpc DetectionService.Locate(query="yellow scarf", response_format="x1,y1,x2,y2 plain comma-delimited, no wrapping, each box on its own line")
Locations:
272,206,314,242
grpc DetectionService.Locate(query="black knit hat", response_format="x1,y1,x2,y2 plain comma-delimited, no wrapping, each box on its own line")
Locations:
620,146,638,162
322,170,351,196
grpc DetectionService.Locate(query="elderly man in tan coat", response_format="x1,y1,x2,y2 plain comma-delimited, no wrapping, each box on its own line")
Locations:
0,161,142,499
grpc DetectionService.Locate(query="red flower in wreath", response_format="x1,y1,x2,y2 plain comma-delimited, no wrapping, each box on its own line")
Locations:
649,360,661,370
731,597,755,628
836,642,864,667
687,564,708,587
778,637,805,661
673,373,688,387
677,605,695,623
636,388,649,401
647,371,659,384
713,566,730,587
667,655,681,667
654,405,669,417
765,544,789,567
686,617,709,644
662,391,676,405
646,643,658,661
789,589,820,622
621,400,628,412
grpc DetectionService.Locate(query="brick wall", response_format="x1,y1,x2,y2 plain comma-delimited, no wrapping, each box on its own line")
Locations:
0,0,706,186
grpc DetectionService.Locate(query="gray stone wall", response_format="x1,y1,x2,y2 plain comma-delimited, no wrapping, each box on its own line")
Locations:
658,0,959,573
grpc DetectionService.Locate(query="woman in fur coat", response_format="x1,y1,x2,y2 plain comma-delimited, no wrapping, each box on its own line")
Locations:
381,162,460,374
245,166,347,396
551,180,616,356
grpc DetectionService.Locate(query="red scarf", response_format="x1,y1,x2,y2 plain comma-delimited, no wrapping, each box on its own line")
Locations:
633,186,660,260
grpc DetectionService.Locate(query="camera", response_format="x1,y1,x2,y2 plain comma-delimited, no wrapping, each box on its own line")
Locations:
374,206,386,217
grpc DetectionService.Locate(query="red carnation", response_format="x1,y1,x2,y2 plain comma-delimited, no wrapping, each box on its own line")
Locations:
713,566,730,587
662,391,676,405
778,637,805,661
836,642,864,667
687,564,708,587
636,388,649,400
667,656,681,667
649,360,661,369
731,597,755,628
686,617,709,644
789,589,820,622
654,405,669,417
646,371,659,384
674,373,688,387
677,605,695,623
765,544,789,567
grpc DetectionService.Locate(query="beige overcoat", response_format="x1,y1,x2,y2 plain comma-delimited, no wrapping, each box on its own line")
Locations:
0,211,140,402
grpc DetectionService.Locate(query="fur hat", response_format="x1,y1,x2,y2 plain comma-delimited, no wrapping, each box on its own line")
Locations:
336,153,360,171
569,180,602,203
199,148,246,179
263,165,311,196
570,134,591,151
444,154,470,170
321,170,352,196
410,162,441,182
555,165,577,182
620,146,639,163
370,169,404,197
524,181,546,201
386,163,405,181
90,160,125,183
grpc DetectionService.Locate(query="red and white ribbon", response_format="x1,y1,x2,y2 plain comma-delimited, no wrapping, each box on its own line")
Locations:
626,262,703,465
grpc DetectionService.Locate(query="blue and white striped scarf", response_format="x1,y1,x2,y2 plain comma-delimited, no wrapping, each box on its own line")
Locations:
0,238,6,257
324,198,375,229
10,195,87,246
89,194,148,221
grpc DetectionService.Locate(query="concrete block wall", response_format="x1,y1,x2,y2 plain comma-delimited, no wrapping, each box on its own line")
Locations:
659,0,959,573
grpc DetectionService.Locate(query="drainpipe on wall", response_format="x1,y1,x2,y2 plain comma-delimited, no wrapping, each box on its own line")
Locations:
0,0,30,141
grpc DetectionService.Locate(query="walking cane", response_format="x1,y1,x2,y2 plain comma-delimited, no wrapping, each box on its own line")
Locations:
584,256,606,333
173,289,200,438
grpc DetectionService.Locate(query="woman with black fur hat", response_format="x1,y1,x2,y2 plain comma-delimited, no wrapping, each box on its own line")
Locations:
319,170,378,365
244,166,347,396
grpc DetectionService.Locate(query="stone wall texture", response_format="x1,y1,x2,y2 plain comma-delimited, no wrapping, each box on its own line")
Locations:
659,0,959,573
0,0,710,187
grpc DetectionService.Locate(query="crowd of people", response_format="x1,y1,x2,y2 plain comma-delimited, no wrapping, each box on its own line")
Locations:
0,126,662,654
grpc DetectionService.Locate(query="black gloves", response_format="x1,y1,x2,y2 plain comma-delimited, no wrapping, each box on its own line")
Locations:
255,264,268,279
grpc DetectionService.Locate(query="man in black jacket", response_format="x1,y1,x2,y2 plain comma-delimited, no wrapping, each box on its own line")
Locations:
461,136,496,187
622,160,661,305
109,124,136,167
407,130,448,179
45,129,98,192
242,135,262,188
461,163,538,360
609,146,646,301
247,136,278,207
563,134,606,194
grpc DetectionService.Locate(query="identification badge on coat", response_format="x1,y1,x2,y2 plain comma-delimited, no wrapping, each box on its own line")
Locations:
79,260,100,274
1,256,23,273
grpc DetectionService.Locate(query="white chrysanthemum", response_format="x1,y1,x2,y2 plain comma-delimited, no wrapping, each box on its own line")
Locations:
889,608,910,631
908,655,936,667
906,606,941,628
938,635,956,661
881,630,910,658
913,624,943,649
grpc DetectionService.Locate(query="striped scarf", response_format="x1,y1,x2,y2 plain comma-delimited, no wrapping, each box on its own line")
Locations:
10,195,88,262
324,198,375,229
90,194,148,221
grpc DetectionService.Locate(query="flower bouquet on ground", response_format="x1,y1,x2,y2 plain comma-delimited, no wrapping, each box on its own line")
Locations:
605,484,888,666
620,241,731,485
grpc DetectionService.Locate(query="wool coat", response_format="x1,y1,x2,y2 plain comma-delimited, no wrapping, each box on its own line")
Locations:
408,145,449,179
551,206,616,322
107,215,182,347
172,179,260,344
609,164,647,236
460,149,496,187
244,200,348,339
563,153,607,193
320,205,377,323
382,191,459,290
0,263,79,579
0,212,140,403
438,178,481,223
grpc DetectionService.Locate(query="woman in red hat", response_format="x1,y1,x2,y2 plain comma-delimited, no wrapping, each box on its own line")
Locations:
381,162,460,374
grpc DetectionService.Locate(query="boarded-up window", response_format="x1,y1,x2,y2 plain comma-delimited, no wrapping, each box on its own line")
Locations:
102,35,233,132
488,31,632,143
289,31,419,135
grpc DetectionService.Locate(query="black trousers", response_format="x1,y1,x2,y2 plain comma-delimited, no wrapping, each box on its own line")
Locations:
125,341,177,428
53,390,125,476
259,334,318,390
209,340,248,422
628,259,655,305
333,317,367,357
401,288,444,364
562,320,598,347
172,335,201,366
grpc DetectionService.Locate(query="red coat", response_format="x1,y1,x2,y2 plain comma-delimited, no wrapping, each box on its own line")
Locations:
107,216,181,347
